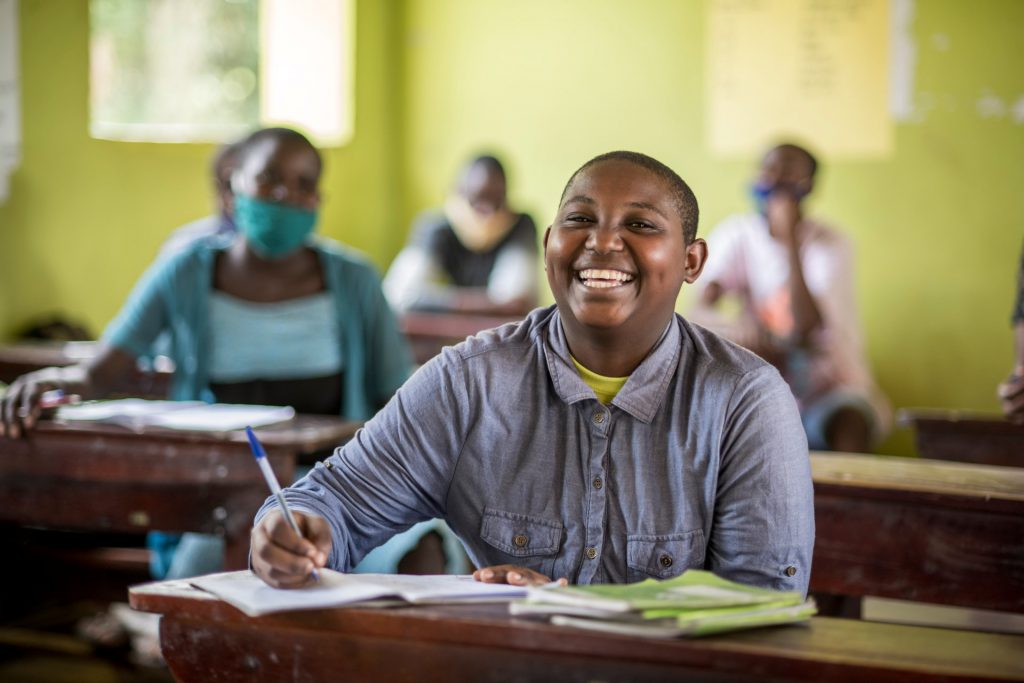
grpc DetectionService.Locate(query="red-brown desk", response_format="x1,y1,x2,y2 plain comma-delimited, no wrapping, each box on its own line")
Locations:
0,416,359,569
897,408,1024,467
129,578,1024,683
809,452,1024,612
399,312,522,364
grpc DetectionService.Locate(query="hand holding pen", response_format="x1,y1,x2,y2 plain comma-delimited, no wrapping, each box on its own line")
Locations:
246,426,332,588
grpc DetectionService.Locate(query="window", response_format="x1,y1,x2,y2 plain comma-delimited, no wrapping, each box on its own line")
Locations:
89,0,353,146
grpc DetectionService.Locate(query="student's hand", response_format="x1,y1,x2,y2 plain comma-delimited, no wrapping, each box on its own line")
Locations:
251,509,331,589
472,565,568,587
998,367,1024,423
0,367,67,439
765,193,802,246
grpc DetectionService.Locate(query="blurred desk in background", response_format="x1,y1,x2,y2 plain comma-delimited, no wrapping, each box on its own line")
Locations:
897,408,1023,467
399,312,522,365
0,340,172,398
0,415,359,570
810,452,1024,613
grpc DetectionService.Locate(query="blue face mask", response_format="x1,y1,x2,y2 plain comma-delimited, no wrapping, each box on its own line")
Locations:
233,194,317,258
749,181,809,216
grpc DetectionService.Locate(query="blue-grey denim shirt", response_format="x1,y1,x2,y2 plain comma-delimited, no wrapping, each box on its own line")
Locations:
259,306,815,594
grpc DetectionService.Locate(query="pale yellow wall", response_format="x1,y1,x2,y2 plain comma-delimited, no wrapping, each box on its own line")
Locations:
399,0,1024,454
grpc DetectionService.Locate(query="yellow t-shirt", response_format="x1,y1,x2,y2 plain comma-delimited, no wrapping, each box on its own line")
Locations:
571,356,629,405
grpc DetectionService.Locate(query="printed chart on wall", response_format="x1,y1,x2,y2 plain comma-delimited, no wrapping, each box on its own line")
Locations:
707,0,892,158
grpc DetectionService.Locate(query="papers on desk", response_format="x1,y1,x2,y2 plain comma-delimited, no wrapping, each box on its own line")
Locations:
512,570,816,638
56,399,295,432
191,570,528,617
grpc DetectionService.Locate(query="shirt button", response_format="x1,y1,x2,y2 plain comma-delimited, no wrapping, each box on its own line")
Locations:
659,554,673,568
513,534,528,548
592,477,603,490
785,566,797,577
592,411,606,425
585,547,598,560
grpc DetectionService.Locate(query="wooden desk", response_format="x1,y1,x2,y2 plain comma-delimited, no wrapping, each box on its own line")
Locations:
130,579,1024,683
897,408,1024,467
0,416,359,569
810,452,1024,613
0,340,173,397
399,312,522,364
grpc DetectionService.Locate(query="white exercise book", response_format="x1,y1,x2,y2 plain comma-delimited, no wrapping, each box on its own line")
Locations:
191,570,528,617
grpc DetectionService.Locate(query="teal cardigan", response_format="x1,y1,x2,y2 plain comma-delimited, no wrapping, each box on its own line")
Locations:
104,235,412,420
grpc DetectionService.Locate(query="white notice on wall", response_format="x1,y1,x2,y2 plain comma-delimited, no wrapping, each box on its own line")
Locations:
707,0,892,159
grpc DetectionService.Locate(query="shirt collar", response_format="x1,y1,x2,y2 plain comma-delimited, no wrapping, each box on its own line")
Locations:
542,308,682,423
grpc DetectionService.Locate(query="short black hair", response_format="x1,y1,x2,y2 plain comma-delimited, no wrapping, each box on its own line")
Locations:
210,140,244,189
560,151,700,243
769,142,818,178
468,154,506,180
237,127,322,173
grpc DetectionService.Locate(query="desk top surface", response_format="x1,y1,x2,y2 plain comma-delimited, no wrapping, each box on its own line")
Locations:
810,451,1024,508
130,578,1024,681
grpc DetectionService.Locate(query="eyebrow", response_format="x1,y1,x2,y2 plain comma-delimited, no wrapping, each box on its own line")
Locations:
626,201,669,219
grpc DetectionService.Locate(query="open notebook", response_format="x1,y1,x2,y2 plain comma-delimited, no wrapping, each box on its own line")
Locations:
56,398,295,432
191,570,528,617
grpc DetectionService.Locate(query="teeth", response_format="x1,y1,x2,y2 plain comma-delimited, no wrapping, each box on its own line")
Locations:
579,269,634,284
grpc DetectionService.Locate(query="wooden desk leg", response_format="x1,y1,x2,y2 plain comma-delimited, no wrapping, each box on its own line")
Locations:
224,535,251,571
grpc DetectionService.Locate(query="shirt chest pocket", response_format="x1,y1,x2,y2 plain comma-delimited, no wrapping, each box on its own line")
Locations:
480,508,563,579
626,530,706,582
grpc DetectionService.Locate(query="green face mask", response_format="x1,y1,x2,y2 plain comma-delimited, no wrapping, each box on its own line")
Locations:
234,194,317,258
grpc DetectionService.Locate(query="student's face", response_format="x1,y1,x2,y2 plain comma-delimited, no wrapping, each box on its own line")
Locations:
460,164,506,215
756,147,814,197
544,160,705,336
234,137,322,210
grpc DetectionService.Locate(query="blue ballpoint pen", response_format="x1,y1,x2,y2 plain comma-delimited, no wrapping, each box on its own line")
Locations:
245,426,321,581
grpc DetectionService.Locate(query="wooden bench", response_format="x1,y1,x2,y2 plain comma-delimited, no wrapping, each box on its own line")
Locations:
809,451,1024,612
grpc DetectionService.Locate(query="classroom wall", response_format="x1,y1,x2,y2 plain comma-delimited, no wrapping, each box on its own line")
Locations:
0,0,405,340
1,0,1021,456
398,0,1024,455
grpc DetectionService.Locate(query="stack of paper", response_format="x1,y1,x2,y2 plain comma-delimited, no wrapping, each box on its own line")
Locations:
192,570,528,617
512,570,816,638
56,398,295,432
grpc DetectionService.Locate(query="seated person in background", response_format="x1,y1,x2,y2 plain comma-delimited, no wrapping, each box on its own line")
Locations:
251,150,815,593
384,154,538,315
690,143,890,453
158,140,242,258
998,241,1024,422
0,127,466,578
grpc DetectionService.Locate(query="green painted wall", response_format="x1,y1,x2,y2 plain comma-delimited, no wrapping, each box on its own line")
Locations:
2,0,1021,456
0,0,404,339
399,0,1024,454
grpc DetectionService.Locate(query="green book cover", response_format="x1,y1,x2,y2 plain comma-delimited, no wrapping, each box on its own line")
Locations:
526,570,804,613
549,599,818,639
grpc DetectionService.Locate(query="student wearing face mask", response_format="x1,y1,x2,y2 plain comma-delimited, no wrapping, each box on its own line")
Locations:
384,154,538,315
691,143,890,453
0,127,467,578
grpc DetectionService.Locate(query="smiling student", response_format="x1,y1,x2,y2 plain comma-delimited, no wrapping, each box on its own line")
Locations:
251,151,815,593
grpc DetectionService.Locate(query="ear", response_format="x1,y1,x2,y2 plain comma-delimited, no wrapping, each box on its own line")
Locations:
542,225,552,266
682,238,708,284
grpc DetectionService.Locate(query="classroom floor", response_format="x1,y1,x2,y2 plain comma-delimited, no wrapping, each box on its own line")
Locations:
0,528,173,683
0,601,172,683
